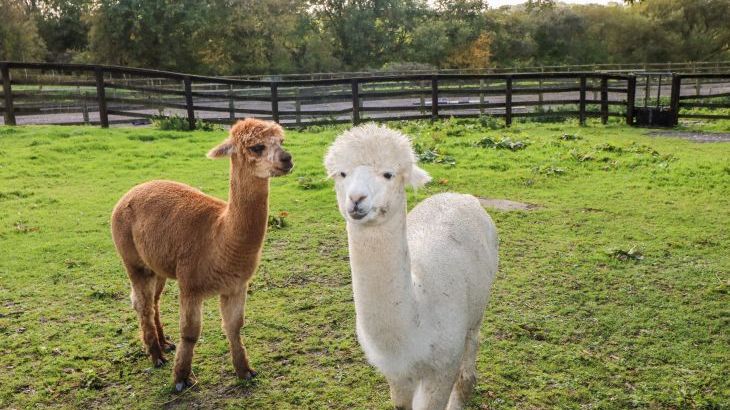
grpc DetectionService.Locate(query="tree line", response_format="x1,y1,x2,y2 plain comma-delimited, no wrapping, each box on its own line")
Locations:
2,0,729,75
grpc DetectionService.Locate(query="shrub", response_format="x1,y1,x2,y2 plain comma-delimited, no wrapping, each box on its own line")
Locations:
478,115,504,130
151,115,220,131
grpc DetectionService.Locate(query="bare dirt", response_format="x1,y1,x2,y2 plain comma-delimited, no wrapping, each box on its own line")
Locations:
645,131,730,143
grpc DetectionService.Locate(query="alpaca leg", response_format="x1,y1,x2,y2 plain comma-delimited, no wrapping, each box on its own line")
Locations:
388,376,416,410
447,329,480,410
173,293,203,392
220,289,257,380
128,266,166,367
153,276,175,352
413,368,461,410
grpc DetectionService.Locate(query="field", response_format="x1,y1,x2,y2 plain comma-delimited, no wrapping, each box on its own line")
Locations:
0,118,728,409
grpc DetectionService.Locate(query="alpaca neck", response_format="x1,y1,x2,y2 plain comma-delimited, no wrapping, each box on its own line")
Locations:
347,204,419,345
221,157,269,254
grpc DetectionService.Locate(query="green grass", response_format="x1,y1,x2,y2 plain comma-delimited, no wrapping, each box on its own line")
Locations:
0,118,728,409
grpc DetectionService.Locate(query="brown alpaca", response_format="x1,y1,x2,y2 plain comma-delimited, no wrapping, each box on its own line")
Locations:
111,118,292,391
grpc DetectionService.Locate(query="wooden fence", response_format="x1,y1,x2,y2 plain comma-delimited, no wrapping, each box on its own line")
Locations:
673,73,730,123
1,62,729,129
217,60,730,81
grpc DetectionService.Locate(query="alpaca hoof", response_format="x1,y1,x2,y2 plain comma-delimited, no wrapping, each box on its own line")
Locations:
174,378,195,393
152,353,167,368
241,369,257,380
162,341,176,353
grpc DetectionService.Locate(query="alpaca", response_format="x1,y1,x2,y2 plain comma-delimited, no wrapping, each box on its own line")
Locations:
111,118,292,392
324,124,498,410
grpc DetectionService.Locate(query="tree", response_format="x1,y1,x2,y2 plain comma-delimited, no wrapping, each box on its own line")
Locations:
195,0,333,74
639,0,730,61
84,0,210,72
447,32,492,69
487,8,538,68
578,4,672,64
12,0,729,74
22,0,92,62
0,0,46,61
309,0,429,70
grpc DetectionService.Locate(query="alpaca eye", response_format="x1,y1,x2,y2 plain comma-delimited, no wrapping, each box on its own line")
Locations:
383,172,394,180
249,144,265,154
340,172,347,178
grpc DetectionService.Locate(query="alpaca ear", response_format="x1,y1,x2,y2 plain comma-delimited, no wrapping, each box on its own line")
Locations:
408,165,431,188
207,138,234,159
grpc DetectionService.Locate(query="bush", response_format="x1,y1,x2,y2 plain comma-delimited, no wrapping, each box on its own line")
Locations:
152,115,220,131
478,115,504,130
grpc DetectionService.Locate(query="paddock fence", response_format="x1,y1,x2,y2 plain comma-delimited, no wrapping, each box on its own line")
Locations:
1,62,729,129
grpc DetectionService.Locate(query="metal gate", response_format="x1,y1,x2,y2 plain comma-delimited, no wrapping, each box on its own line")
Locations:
632,72,677,127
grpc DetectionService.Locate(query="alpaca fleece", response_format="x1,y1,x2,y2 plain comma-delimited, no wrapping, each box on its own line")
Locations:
111,118,292,391
325,124,498,410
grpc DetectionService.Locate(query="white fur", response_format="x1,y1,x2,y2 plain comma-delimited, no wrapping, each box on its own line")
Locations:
324,124,499,410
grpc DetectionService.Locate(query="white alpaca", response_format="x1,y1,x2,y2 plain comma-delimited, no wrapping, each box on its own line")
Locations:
324,124,498,410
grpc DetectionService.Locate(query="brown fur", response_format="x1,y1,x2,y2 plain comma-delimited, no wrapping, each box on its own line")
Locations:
111,119,292,390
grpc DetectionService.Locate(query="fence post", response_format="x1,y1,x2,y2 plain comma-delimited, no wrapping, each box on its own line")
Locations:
479,79,485,115
694,62,700,96
626,74,636,126
579,75,587,126
82,91,90,124
270,82,279,123
94,66,108,128
431,75,439,120
600,74,608,124
183,76,195,130
351,79,360,125
670,74,681,126
505,76,512,127
294,87,301,127
228,84,235,122
1,63,16,126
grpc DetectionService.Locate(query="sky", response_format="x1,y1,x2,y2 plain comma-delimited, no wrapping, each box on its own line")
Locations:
489,0,620,6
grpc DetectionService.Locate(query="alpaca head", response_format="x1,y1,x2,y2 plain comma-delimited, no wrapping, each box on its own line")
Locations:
207,118,293,178
324,123,431,226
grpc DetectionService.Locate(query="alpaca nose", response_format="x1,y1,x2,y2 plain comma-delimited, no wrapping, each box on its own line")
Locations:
349,194,367,207
280,151,292,163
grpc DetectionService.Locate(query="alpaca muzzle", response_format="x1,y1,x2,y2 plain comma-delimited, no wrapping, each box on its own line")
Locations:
273,150,294,175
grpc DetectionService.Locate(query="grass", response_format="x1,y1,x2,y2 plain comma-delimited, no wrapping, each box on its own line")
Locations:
0,117,729,409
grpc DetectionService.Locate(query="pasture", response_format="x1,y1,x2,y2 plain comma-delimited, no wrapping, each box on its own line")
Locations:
0,119,728,409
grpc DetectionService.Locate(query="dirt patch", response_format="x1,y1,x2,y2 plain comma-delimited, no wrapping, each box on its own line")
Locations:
478,197,541,211
645,131,730,143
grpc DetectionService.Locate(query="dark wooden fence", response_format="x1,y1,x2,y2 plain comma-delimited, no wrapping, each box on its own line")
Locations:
673,73,730,123
1,61,729,129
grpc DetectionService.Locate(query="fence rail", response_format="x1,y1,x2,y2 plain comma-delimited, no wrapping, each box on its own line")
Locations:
226,60,730,81
2,61,729,129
